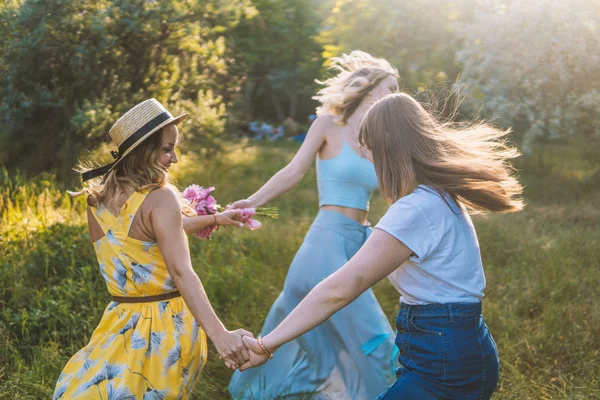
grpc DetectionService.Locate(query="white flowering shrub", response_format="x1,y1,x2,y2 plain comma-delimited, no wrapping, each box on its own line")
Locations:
455,0,600,152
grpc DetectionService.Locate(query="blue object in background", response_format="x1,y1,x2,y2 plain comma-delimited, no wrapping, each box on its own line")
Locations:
292,133,307,143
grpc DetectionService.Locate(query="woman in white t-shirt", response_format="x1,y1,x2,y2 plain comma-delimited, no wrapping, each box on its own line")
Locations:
237,92,524,399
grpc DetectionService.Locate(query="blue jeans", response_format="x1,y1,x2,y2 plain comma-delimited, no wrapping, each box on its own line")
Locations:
377,302,499,400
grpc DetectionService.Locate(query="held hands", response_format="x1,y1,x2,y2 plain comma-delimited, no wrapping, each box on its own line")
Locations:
238,336,271,371
212,329,255,370
216,333,274,371
215,209,245,227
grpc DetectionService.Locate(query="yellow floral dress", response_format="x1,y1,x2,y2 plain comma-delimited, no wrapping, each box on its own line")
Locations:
53,190,207,399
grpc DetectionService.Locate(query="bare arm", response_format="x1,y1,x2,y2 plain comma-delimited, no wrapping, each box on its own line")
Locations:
182,215,214,235
240,229,413,370
182,210,244,235
230,116,331,208
152,187,251,369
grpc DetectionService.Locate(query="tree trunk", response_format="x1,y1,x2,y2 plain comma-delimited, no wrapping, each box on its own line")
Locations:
248,78,264,120
266,78,286,121
289,91,298,120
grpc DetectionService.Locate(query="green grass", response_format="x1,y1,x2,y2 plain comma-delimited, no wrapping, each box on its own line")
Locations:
1,140,599,399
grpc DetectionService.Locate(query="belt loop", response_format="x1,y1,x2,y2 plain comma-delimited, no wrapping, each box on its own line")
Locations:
448,303,455,323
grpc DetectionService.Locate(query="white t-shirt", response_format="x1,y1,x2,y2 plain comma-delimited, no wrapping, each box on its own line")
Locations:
375,185,485,305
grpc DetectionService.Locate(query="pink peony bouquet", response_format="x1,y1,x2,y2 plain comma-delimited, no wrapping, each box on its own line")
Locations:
181,185,219,239
182,184,278,239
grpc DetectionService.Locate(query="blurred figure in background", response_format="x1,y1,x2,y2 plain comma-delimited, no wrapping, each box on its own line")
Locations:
292,114,316,143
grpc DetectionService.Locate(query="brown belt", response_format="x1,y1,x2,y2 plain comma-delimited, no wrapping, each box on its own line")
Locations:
111,290,181,303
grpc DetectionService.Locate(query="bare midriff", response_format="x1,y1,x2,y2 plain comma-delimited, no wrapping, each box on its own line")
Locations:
320,204,369,225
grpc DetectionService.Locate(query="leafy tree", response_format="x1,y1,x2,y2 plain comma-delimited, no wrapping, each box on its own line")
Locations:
455,0,600,151
230,0,324,124
320,0,474,91
0,0,256,176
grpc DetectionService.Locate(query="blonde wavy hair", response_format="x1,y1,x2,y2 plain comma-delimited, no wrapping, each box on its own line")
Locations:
359,93,524,214
314,50,399,124
70,127,194,216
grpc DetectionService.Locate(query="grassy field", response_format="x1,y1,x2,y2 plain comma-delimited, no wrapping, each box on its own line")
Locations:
1,140,599,399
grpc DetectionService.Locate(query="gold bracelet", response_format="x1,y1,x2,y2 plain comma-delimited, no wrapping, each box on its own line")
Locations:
257,337,274,359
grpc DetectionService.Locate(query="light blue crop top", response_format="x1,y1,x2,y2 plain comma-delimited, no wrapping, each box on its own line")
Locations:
316,128,379,211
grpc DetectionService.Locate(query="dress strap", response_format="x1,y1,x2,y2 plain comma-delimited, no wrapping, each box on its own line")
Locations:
90,203,115,234
121,189,151,236
90,189,150,237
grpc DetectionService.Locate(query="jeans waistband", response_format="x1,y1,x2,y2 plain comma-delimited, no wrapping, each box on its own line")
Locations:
399,302,482,317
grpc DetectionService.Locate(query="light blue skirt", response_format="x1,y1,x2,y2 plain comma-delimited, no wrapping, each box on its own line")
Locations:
229,209,398,399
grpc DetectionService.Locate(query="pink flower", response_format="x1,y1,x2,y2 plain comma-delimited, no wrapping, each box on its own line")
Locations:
198,187,215,200
182,184,204,203
194,226,217,239
182,185,219,217
196,199,207,209
205,196,218,213
238,208,262,230
182,184,220,239
195,207,208,216
245,218,262,230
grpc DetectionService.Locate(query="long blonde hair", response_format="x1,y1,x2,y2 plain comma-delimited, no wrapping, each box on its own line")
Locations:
359,93,524,213
314,50,398,124
70,128,194,215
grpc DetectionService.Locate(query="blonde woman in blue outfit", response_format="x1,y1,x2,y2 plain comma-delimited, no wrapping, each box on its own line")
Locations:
239,93,524,400
228,51,400,399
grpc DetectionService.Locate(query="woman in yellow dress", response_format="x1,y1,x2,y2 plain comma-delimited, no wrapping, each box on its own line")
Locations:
54,99,252,399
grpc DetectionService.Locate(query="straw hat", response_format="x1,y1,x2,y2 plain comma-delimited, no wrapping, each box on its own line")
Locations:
82,99,188,181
